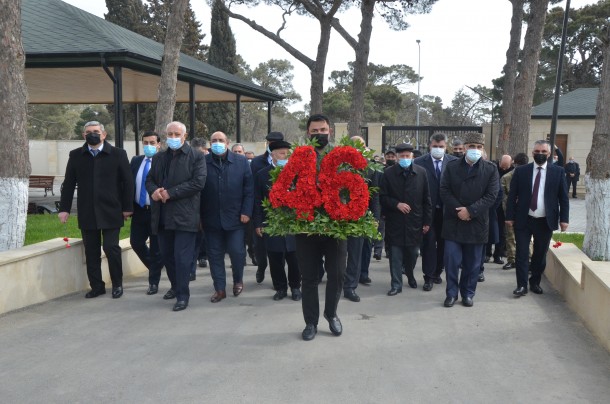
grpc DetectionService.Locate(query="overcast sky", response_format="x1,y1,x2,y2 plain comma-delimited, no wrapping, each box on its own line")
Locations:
63,0,596,114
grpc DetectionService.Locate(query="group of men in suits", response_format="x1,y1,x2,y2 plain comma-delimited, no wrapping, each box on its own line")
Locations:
58,118,569,337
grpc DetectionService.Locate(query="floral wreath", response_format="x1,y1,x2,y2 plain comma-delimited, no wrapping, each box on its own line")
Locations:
262,137,382,240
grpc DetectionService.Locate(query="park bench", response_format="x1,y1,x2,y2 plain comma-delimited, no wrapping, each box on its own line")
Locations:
29,175,55,197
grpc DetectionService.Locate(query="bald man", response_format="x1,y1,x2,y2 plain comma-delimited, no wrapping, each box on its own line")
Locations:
200,131,254,303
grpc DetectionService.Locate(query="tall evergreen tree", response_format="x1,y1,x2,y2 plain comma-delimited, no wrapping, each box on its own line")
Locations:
104,0,146,34
205,0,238,136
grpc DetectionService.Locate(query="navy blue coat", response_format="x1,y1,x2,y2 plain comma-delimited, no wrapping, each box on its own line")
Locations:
201,151,254,231
505,162,569,231
414,153,458,208
249,151,272,176
253,164,296,252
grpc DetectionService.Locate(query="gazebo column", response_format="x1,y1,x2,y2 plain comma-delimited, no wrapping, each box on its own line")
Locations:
134,104,140,155
235,94,242,143
267,101,272,135
189,83,196,139
113,66,124,149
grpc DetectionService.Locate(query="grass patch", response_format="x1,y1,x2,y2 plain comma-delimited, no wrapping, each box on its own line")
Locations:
25,214,131,246
552,232,584,250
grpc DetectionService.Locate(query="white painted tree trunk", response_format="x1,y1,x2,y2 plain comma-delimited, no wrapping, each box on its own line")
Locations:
583,175,610,260
0,179,28,251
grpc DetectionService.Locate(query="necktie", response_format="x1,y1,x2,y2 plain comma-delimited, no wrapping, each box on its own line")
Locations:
435,159,441,180
139,158,151,207
530,167,542,211
91,149,99,157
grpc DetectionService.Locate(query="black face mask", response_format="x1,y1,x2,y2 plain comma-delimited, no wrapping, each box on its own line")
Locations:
386,159,396,166
452,152,464,158
533,153,548,165
310,134,329,148
85,133,101,146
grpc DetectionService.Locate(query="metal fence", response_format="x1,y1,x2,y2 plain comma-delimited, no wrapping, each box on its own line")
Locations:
381,126,483,152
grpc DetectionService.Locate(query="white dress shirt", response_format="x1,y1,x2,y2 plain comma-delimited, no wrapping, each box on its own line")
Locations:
529,161,547,218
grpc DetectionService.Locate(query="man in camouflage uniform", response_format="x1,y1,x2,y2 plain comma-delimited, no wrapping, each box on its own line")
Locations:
501,152,529,270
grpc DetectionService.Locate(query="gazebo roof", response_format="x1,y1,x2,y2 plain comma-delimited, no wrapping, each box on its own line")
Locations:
22,0,283,104
531,88,598,119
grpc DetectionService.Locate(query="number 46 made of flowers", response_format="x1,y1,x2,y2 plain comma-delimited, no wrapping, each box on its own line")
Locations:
269,145,370,222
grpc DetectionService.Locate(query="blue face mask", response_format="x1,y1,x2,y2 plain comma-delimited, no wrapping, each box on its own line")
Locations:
143,145,157,158
276,159,288,167
211,142,226,155
466,149,482,163
166,137,182,150
398,158,412,168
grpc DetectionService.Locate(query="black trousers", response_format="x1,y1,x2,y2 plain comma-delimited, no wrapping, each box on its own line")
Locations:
514,216,553,288
157,229,197,302
420,207,444,282
295,235,347,326
254,229,268,271
81,228,122,291
130,205,163,286
268,251,300,291
567,177,578,196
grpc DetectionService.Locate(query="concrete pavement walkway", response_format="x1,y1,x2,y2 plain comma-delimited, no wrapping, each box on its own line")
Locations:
1,257,609,403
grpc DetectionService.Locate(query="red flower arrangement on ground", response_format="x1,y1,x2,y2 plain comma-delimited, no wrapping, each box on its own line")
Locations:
63,237,71,248
552,241,562,248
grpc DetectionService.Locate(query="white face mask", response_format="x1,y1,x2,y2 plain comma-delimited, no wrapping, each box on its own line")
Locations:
430,147,445,159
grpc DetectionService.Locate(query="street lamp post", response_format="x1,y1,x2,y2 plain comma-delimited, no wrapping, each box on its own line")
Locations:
466,85,494,160
416,39,421,150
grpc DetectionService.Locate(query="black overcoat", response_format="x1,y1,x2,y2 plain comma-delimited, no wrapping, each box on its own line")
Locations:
145,143,207,234
380,164,432,247
440,158,499,244
60,141,134,230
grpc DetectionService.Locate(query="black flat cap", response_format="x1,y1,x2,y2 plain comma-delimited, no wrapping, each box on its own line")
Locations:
269,140,291,151
266,131,285,141
395,143,414,153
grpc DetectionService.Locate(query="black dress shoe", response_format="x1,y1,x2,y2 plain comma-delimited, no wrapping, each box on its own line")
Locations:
111,286,123,299
530,284,544,294
407,278,418,289
273,290,287,301
478,273,485,282
513,286,528,296
502,262,515,270
302,324,317,341
190,272,196,281
173,300,188,311
198,258,207,268
444,296,457,307
423,282,433,292
344,289,360,302
373,253,381,261
493,258,504,265
324,313,342,336
291,288,302,301
163,289,176,300
359,277,372,286
387,288,401,296
256,269,265,284
85,289,106,298
433,278,443,284
146,285,158,295
462,297,474,307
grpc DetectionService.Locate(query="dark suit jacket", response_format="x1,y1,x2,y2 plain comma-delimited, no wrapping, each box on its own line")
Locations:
505,162,569,231
414,153,457,208
201,151,254,231
130,155,146,201
250,152,271,176
253,165,296,252
60,141,134,230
